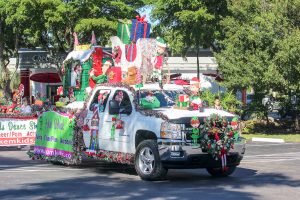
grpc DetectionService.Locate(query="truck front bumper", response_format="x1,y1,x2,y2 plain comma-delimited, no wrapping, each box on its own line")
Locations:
157,138,246,169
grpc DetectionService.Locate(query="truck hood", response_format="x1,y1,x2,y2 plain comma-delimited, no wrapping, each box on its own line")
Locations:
152,107,235,121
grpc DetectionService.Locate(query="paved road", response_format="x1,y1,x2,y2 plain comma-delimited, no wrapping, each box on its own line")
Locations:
0,142,299,200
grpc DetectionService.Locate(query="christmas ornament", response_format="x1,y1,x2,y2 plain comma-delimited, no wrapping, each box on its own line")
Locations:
106,67,122,83
130,15,151,42
200,114,236,171
122,66,138,85
231,117,240,141
111,114,117,140
140,92,161,109
151,37,167,82
125,43,137,62
190,117,200,147
117,19,132,44
177,94,190,108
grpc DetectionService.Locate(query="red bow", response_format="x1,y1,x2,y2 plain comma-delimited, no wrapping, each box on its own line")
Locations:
136,15,147,23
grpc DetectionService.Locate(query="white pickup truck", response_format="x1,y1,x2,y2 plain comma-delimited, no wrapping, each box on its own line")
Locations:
66,83,245,181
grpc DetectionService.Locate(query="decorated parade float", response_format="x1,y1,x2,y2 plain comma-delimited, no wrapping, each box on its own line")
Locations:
25,15,245,181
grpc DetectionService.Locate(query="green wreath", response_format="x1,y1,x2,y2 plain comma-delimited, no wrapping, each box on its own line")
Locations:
200,114,235,159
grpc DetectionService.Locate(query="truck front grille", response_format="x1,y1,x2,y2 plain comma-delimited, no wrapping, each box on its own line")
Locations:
181,124,194,143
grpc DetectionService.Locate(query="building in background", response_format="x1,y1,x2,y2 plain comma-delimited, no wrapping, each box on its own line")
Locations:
17,48,65,103
12,47,223,104
165,48,225,93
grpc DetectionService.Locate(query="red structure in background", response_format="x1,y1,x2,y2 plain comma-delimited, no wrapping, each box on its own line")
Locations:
20,69,30,98
30,72,61,83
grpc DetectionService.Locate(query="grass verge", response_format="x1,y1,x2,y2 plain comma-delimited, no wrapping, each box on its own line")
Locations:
242,133,300,142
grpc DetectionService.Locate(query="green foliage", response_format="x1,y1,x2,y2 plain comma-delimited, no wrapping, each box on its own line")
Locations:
201,90,215,107
0,0,145,96
214,0,300,121
220,91,242,114
148,0,228,55
241,120,257,134
201,90,242,114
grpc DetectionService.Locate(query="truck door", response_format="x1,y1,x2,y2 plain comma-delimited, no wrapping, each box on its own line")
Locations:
100,89,133,152
83,89,111,154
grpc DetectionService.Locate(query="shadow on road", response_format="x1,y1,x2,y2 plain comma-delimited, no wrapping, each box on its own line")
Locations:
1,149,300,199
0,163,299,200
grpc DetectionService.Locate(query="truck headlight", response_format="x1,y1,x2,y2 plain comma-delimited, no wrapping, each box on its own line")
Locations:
160,122,182,139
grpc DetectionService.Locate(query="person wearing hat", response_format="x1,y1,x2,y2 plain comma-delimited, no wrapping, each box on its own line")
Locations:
189,77,203,110
90,60,113,85
152,37,167,83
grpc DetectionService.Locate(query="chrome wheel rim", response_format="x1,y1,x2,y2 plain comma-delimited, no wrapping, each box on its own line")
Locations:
138,147,155,175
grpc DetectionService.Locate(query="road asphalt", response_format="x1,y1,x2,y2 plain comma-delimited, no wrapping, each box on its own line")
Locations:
0,142,299,200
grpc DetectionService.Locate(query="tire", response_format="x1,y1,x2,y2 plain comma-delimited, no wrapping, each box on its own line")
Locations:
135,139,168,181
206,166,236,177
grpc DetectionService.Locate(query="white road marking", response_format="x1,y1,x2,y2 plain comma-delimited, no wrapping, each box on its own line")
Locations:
243,151,300,163
252,137,285,143
246,142,298,147
242,158,300,163
244,152,300,158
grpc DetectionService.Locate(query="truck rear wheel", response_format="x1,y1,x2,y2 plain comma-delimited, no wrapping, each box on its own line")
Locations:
206,166,236,177
135,139,168,181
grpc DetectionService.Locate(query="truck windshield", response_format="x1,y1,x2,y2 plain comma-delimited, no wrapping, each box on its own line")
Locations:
139,90,186,108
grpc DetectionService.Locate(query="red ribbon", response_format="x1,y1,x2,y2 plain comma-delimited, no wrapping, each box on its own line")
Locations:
221,147,228,172
136,15,146,22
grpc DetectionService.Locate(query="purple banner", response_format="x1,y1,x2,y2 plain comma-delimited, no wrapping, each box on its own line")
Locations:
34,146,72,159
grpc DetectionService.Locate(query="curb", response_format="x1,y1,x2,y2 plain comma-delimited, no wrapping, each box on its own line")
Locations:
252,137,285,143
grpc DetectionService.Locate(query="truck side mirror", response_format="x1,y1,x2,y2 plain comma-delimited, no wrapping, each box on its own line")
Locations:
109,100,120,115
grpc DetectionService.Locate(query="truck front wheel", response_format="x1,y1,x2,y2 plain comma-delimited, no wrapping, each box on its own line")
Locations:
206,166,236,177
135,140,168,181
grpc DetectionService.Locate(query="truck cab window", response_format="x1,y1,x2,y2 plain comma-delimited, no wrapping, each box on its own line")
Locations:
89,90,110,111
113,90,132,115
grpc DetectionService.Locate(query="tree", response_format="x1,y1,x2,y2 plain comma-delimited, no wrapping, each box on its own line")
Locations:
215,0,300,128
43,0,144,52
0,0,145,98
214,0,290,121
274,28,300,129
148,0,228,79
